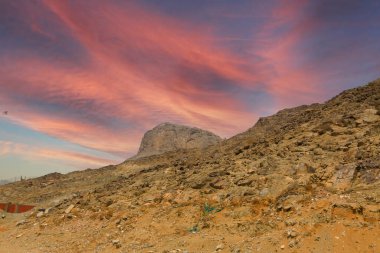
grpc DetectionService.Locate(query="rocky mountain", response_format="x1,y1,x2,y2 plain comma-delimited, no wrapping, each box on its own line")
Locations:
133,122,222,159
0,79,379,253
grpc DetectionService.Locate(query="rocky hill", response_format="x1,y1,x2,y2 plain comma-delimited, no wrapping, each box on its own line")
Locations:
0,79,379,253
133,122,222,159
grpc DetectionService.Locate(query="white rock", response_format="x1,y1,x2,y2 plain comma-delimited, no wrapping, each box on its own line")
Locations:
65,204,75,214
216,243,224,251
16,220,27,226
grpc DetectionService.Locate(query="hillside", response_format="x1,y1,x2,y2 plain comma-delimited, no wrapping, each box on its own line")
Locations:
0,79,379,253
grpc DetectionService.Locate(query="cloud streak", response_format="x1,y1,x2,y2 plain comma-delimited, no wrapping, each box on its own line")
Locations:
1,0,264,155
0,0,379,178
0,140,115,167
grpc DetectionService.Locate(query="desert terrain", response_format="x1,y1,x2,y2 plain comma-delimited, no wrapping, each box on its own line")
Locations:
1,79,379,252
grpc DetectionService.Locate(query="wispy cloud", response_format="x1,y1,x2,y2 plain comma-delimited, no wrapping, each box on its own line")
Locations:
0,140,115,167
0,0,379,174
0,0,266,156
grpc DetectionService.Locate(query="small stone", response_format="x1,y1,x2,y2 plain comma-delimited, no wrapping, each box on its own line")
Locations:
65,204,75,214
16,234,23,238
36,211,44,218
283,204,293,212
235,178,253,186
1,214,6,219
280,245,285,250
112,239,121,248
16,220,27,226
285,219,297,226
216,243,224,251
259,188,269,197
287,230,298,238
288,240,297,248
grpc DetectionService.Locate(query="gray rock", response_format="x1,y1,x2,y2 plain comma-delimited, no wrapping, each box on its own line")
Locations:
112,239,121,248
132,123,221,159
332,163,356,189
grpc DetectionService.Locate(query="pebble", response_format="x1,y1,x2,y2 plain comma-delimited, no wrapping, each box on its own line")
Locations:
283,204,293,212
259,188,269,197
285,219,297,226
280,245,285,249
16,220,27,226
36,211,44,218
65,204,75,214
287,230,298,238
216,243,224,251
288,240,297,248
112,239,121,248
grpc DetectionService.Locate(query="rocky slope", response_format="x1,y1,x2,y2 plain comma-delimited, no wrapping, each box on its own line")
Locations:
0,79,379,253
133,122,222,159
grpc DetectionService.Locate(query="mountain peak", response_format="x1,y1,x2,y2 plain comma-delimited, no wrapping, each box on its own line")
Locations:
133,122,222,159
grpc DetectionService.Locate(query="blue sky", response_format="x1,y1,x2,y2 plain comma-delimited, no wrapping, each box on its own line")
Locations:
0,0,379,179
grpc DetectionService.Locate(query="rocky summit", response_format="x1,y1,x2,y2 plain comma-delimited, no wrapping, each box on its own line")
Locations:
133,122,222,159
0,79,379,253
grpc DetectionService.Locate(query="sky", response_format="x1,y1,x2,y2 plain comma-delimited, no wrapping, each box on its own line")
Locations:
0,0,379,180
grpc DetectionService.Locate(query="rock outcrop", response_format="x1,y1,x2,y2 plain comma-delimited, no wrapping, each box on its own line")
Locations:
133,122,222,159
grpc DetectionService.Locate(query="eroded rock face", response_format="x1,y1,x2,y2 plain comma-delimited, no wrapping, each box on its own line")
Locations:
133,122,222,159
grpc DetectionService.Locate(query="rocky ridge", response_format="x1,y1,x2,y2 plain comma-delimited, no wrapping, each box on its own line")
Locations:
0,79,379,253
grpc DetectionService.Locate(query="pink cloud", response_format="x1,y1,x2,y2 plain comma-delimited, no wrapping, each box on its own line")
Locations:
250,1,380,109
3,0,376,163
0,140,115,167
1,0,268,157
